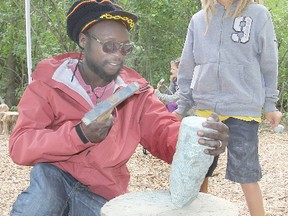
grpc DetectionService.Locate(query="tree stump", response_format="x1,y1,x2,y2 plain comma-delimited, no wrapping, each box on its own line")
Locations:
0,111,19,135
0,104,9,112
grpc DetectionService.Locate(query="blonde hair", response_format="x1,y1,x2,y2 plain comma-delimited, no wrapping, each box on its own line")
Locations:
202,0,262,26
171,57,181,68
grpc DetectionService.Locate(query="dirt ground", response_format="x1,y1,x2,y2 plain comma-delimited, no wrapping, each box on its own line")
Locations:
0,124,287,216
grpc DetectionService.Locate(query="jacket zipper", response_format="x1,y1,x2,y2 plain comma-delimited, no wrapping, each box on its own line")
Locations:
215,8,226,111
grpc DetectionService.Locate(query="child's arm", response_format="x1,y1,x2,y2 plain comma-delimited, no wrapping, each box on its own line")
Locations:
259,11,279,114
175,18,196,117
259,11,282,128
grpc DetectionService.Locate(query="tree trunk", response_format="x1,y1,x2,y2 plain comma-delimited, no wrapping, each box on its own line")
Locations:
5,52,17,107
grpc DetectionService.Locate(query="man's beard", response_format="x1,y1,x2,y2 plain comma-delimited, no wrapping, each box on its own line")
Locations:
86,56,123,83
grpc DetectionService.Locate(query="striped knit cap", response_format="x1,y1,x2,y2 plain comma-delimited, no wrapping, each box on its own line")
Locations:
66,0,138,45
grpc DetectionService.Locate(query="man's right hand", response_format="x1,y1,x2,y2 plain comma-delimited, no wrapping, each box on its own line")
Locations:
80,115,114,143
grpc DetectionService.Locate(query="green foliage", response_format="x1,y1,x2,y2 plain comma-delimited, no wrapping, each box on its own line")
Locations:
29,0,76,64
0,0,76,106
282,112,288,126
264,0,288,113
0,1,26,104
10,105,18,111
119,0,201,86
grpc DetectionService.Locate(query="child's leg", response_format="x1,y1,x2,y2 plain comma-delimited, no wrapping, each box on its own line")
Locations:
199,177,208,192
224,118,264,216
241,182,265,216
200,155,219,193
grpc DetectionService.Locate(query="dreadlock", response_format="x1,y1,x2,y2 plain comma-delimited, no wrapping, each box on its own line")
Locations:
71,51,83,82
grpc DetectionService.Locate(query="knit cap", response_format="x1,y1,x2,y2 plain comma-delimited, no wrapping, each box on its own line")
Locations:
66,0,138,45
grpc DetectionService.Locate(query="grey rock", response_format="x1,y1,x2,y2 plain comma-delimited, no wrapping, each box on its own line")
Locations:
169,116,214,208
274,124,284,133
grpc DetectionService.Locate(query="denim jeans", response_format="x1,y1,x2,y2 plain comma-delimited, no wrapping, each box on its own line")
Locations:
11,163,108,216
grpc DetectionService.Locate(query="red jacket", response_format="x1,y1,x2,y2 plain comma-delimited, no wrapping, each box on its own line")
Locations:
9,53,180,200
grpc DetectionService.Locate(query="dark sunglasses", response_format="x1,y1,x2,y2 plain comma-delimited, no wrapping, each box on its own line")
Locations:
86,33,134,56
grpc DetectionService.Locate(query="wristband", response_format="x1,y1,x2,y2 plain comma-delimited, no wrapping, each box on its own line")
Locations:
75,123,89,144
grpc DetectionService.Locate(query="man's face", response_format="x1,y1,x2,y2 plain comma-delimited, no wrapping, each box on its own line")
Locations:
81,20,131,82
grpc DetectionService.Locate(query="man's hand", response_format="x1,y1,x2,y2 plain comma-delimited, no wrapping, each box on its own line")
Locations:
197,113,229,156
80,115,114,143
265,110,282,128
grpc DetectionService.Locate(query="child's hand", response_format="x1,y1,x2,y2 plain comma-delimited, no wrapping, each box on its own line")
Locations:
265,110,282,128
156,82,163,90
157,78,165,90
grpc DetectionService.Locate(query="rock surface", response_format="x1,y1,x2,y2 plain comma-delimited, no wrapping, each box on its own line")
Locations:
169,116,214,207
101,191,238,216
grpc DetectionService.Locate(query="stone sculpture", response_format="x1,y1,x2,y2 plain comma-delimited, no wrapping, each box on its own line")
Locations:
169,116,214,208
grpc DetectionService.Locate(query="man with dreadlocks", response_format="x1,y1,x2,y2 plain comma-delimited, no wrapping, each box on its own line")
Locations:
174,0,282,215
9,1,229,215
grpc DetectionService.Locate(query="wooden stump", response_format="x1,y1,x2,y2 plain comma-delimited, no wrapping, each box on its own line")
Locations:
0,111,19,135
0,104,9,112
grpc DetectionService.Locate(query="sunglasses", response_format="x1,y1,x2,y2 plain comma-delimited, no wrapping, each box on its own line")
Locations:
87,33,134,56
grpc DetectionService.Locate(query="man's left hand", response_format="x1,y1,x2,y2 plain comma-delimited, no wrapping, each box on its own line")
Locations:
197,113,229,156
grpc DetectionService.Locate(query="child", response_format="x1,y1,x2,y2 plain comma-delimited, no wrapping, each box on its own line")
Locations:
155,58,180,112
174,0,282,215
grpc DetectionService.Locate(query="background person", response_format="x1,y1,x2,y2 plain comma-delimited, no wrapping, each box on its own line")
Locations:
154,58,180,112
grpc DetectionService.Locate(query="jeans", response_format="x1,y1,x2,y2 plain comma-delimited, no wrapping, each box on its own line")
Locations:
11,163,108,216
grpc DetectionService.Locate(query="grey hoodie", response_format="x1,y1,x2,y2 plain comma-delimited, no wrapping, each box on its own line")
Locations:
176,3,279,117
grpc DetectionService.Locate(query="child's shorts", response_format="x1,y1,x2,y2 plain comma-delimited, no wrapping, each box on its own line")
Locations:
205,155,219,177
223,118,262,183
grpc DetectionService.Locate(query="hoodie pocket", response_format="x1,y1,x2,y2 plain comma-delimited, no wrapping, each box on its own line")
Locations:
191,63,219,93
219,63,253,104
